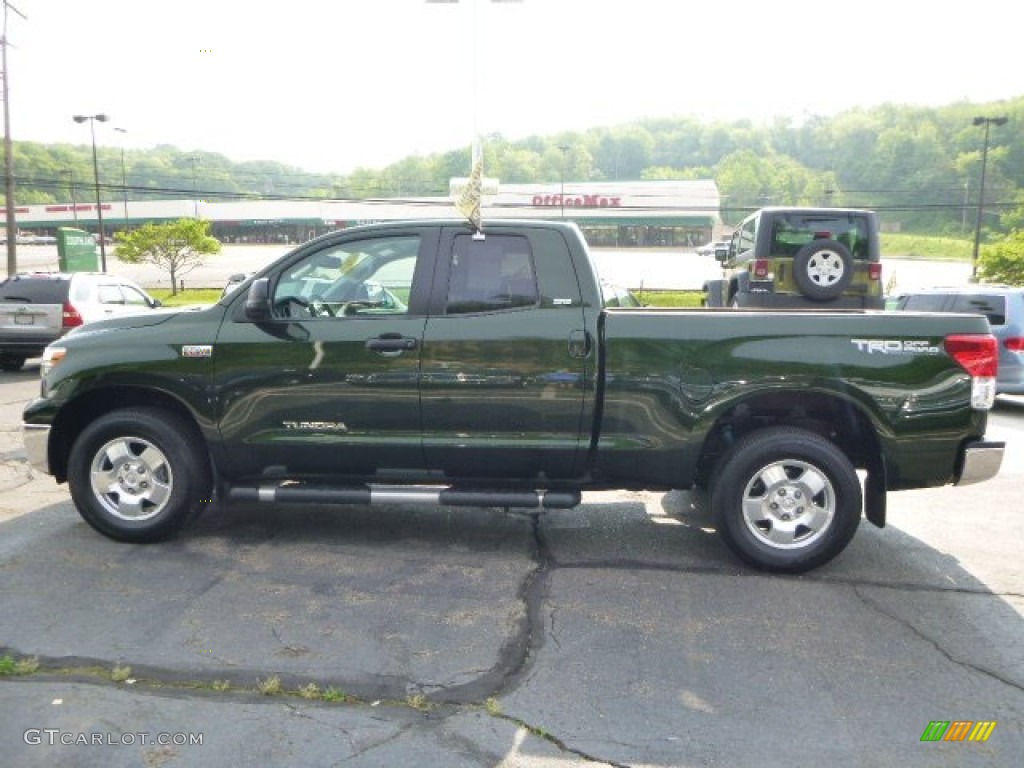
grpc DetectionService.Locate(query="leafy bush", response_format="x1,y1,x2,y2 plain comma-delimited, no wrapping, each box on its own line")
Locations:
978,231,1024,286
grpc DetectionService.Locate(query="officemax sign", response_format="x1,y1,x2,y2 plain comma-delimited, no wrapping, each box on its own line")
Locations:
532,194,622,208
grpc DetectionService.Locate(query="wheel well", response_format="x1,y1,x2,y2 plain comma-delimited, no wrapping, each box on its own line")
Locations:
695,391,882,486
48,387,207,482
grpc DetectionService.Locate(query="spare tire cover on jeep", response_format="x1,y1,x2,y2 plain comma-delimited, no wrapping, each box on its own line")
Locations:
792,240,853,301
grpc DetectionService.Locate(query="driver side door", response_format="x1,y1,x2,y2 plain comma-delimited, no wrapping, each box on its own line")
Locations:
211,227,438,480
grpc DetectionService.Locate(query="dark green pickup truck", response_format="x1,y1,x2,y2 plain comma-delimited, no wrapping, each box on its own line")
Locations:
22,220,1005,572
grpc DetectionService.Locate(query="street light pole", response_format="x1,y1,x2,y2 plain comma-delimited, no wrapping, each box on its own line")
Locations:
73,113,109,271
970,115,1008,280
114,127,128,227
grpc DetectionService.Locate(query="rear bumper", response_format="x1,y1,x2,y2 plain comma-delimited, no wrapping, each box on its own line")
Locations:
0,341,50,358
955,440,1004,486
734,288,884,310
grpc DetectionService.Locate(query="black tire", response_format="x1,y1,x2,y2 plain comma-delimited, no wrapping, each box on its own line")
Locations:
67,407,213,543
703,280,726,308
792,240,853,301
0,354,26,372
710,427,861,573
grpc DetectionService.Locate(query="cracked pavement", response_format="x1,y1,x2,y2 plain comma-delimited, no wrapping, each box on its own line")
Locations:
2,371,1023,766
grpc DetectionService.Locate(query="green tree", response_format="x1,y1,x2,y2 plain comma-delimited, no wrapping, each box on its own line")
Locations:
114,219,221,295
999,192,1024,232
978,230,1024,286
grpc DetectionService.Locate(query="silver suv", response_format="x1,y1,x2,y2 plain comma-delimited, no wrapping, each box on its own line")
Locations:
892,285,1024,395
0,272,161,372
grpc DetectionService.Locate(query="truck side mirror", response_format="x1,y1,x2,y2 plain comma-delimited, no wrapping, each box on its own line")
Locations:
714,248,729,263
244,278,272,321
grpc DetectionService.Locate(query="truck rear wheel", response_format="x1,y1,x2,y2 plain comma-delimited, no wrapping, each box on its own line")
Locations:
710,427,861,573
67,407,212,542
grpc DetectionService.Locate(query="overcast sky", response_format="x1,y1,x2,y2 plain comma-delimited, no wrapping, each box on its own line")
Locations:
7,0,1020,174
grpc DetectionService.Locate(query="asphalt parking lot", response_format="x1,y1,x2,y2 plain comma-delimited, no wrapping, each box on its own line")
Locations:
2,374,1023,766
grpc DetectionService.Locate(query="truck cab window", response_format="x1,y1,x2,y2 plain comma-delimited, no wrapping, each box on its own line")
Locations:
445,235,539,315
271,235,418,319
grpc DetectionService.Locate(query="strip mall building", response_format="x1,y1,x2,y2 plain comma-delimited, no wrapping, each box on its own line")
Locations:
6,179,722,248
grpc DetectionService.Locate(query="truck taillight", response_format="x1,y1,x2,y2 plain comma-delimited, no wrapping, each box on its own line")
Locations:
945,334,998,410
868,263,882,281
753,259,771,278
1004,337,1024,352
62,302,83,328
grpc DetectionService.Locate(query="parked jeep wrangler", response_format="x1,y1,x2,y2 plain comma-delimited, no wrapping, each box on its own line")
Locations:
704,207,885,309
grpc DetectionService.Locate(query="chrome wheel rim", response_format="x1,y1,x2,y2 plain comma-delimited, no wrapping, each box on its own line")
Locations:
90,436,173,521
741,459,835,549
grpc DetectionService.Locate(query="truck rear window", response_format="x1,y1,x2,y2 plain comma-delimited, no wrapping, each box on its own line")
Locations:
0,276,68,303
949,294,1006,326
446,235,539,314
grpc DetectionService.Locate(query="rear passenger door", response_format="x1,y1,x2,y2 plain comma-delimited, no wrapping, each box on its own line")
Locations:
420,227,590,480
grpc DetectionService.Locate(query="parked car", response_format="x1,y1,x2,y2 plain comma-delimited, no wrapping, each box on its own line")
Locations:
696,240,730,257
891,285,1024,395
0,272,161,372
705,207,885,309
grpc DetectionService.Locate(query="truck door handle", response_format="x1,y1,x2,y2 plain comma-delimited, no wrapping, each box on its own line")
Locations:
366,334,418,354
568,329,591,359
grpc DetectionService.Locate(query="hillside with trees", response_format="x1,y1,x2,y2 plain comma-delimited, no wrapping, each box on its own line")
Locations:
5,97,1022,239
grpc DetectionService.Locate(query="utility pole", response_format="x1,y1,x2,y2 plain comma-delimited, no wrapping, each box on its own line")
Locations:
114,127,128,226
970,116,1008,280
2,1,27,277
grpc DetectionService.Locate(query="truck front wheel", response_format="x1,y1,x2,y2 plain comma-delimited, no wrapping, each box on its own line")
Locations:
67,407,212,542
710,427,861,573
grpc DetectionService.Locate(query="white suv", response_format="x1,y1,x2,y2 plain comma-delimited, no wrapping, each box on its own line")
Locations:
0,273,161,371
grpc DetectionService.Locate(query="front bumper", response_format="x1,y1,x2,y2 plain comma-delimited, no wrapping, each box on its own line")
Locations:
955,440,1005,486
21,423,51,475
